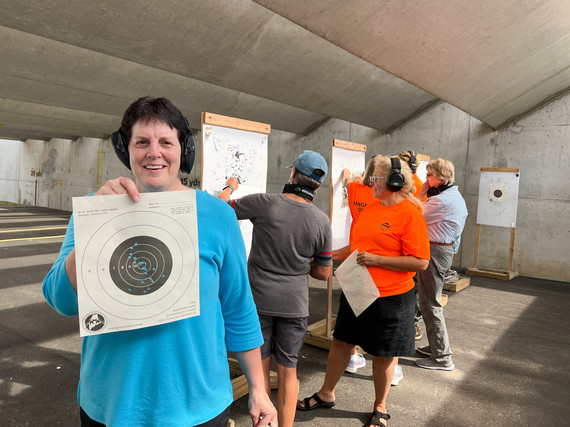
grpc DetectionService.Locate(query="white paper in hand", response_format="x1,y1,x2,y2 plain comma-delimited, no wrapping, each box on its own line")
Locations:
334,250,380,317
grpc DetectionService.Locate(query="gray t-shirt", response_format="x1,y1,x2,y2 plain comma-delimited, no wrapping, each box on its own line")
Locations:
233,193,332,317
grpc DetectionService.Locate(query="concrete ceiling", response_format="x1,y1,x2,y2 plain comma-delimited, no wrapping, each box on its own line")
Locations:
0,0,569,141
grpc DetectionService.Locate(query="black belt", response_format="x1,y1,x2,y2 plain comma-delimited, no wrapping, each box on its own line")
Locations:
430,241,452,246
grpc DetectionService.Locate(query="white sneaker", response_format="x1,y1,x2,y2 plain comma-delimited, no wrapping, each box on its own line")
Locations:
345,352,366,373
391,364,403,386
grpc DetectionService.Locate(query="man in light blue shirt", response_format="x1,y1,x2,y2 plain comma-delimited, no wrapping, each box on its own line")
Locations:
415,158,468,371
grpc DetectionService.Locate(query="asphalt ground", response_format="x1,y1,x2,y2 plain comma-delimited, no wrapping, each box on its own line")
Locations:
1,203,569,426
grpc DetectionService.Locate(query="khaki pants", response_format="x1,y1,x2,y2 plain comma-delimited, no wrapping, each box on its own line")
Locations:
417,244,454,364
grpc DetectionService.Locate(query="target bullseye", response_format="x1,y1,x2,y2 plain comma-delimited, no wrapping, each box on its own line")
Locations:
109,236,172,295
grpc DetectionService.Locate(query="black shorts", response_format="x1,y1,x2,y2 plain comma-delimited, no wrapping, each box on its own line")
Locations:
333,288,415,357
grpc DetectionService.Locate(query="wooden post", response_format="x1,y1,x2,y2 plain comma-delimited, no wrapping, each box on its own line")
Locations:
306,139,365,350
326,275,333,337
326,141,335,339
509,227,516,272
473,223,481,268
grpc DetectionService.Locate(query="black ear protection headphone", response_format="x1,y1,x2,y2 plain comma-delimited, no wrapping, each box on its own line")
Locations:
387,157,404,192
407,150,417,174
426,183,453,198
111,119,196,174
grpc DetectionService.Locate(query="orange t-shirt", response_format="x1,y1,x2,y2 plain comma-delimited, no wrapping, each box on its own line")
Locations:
413,174,427,202
351,199,430,297
347,181,375,240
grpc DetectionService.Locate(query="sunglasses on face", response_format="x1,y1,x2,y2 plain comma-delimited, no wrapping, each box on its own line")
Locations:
368,176,387,183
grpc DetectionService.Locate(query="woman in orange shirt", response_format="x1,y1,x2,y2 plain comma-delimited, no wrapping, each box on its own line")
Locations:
298,155,430,427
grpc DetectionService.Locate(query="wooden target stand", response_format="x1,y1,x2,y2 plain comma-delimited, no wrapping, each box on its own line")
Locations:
305,139,365,351
466,168,520,281
305,275,337,350
466,224,519,280
200,112,278,400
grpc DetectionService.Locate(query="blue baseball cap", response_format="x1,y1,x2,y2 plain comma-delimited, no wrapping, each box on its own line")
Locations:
290,150,328,183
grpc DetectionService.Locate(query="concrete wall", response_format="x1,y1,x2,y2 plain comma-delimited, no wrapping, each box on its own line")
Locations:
468,97,570,282
2,94,569,282
0,139,21,203
269,96,570,282
19,138,104,210
350,98,569,282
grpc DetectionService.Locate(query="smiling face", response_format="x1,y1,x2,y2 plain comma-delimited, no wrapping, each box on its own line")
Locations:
370,168,388,199
128,119,185,193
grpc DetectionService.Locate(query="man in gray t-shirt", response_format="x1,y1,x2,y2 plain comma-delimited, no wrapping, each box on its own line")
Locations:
225,150,332,427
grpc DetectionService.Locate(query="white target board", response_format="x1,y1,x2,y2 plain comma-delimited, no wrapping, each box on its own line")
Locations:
201,113,270,256
73,191,199,336
415,154,430,183
476,168,520,228
330,140,367,250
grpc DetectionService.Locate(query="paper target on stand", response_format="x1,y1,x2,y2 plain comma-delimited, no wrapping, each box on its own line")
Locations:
330,140,367,250
476,169,520,228
201,112,270,258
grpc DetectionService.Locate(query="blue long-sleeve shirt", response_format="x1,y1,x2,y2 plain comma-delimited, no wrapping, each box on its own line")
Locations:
423,186,468,253
42,189,262,426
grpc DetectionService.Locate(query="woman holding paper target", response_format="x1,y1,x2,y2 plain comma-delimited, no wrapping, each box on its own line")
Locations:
298,155,430,427
42,97,276,427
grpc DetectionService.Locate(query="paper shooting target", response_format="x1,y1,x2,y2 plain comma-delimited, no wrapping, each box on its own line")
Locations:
476,170,520,228
79,211,196,320
109,236,173,295
489,183,507,203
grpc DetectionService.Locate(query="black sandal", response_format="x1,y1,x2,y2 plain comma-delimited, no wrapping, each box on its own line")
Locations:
296,392,335,411
365,410,391,426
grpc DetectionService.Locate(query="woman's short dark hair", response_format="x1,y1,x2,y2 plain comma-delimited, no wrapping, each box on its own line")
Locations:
120,96,189,144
